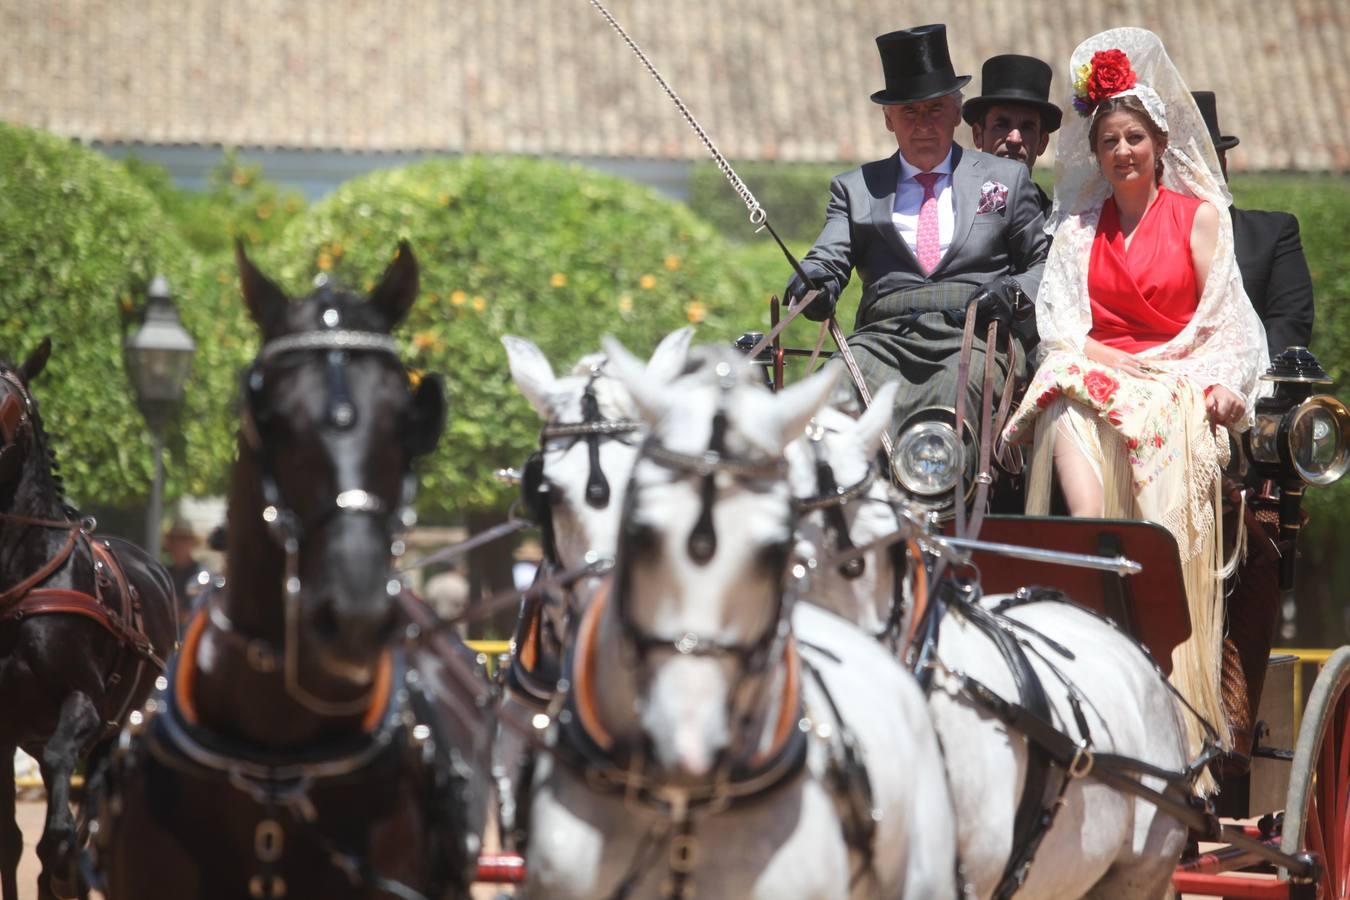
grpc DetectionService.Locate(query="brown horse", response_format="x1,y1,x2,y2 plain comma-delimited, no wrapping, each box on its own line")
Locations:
0,338,177,900
86,243,491,899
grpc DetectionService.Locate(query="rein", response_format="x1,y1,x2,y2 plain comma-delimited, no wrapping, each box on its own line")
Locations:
0,513,82,607
586,0,894,464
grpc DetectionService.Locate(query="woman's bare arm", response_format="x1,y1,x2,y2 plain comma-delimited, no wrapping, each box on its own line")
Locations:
1189,201,1219,296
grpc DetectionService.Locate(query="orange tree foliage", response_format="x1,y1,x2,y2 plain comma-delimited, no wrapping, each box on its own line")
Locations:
260,155,770,518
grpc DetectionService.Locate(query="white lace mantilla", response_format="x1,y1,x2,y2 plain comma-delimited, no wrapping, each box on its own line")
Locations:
1038,27,1270,429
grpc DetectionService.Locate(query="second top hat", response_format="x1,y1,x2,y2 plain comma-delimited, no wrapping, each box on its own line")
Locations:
871,24,971,105
1191,91,1240,151
962,54,1063,132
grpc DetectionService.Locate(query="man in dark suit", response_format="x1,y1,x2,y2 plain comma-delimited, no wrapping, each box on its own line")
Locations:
1193,91,1314,358
785,25,1048,507
788,26,1047,327
963,55,1062,216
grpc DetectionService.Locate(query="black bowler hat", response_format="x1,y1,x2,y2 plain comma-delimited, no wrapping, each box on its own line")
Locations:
962,55,1063,133
871,24,971,105
1191,91,1240,151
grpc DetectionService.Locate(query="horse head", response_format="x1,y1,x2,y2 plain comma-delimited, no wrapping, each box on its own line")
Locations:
601,339,839,781
0,337,52,492
231,242,445,696
784,380,916,639
503,328,692,569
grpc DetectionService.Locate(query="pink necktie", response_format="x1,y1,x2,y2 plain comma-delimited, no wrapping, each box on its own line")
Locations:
914,172,942,275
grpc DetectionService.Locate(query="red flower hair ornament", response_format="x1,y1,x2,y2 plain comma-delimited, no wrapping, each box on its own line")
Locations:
1072,49,1138,116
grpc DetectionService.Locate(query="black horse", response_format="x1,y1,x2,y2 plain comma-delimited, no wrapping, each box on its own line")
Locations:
87,244,492,899
0,338,177,900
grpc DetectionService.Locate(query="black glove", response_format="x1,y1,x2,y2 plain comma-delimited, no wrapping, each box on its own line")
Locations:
784,270,838,322
967,276,1032,330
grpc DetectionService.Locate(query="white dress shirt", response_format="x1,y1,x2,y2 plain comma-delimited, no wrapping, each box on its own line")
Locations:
892,148,956,260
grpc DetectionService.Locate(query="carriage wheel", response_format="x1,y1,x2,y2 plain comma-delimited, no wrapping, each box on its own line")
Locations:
1281,646,1350,897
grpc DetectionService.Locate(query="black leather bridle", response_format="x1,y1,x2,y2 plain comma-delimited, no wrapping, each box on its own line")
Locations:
520,364,641,570
792,422,912,643
612,371,794,685
234,314,422,716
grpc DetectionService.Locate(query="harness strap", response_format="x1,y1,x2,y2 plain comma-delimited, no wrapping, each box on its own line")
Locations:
899,540,929,652
955,598,1057,899
953,305,1017,541
572,580,616,752
0,524,80,607
175,610,209,726
750,637,800,769
953,302,978,538
966,321,1003,542
176,607,391,735
955,666,1214,813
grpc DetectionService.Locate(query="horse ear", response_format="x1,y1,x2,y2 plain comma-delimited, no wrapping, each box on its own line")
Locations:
502,335,558,420
235,240,289,337
768,360,843,452
369,241,419,330
852,380,899,458
19,336,52,383
404,373,446,458
602,335,671,425
645,326,694,383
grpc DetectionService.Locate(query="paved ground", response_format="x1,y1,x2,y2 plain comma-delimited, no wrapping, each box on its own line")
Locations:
14,799,510,900
13,798,1269,900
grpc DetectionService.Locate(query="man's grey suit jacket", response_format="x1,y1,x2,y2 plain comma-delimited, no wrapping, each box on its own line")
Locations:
800,144,1050,325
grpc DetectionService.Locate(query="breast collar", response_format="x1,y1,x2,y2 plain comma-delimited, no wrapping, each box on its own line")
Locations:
555,576,807,813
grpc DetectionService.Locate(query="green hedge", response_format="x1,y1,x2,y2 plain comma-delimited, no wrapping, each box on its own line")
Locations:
0,123,249,507
262,155,767,518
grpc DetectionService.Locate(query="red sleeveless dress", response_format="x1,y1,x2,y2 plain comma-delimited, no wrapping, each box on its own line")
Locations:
1088,187,1203,354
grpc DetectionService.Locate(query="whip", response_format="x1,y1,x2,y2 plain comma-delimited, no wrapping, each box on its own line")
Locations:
586,1,891,458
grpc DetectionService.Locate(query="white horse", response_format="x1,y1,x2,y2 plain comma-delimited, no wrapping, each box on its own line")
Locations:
503,327,693,569
496,328,691,845
780,387,1192,897
783,382,917,643
523,342,957,899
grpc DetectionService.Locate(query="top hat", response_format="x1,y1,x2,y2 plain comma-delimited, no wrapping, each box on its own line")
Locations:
962,54,1063,133
1191,91,1240,151
871,24,971,105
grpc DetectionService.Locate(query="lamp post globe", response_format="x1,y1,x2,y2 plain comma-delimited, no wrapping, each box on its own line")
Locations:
123,274,195,553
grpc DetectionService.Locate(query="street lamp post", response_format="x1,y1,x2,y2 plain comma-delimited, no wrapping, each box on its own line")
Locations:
123,275,196,553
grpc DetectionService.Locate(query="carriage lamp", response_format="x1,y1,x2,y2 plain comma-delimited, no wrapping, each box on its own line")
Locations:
1246,347,1350,487
124,275,196,551
889,407,977,514
1243,347,1350,627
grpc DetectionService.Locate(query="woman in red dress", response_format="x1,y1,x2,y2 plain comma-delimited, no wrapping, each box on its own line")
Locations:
1002,29,1268,793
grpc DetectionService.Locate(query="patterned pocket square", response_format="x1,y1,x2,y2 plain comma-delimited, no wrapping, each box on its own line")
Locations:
977,180,1009,215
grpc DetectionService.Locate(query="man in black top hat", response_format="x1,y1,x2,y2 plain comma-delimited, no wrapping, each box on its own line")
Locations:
1193,90,1314,359
963,55,1061,216
784,25,1047,506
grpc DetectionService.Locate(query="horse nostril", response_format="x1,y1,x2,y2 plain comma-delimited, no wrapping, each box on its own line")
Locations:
312,600,340,640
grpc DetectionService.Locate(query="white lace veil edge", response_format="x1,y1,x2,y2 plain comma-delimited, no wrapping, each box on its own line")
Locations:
1036,28,1267,429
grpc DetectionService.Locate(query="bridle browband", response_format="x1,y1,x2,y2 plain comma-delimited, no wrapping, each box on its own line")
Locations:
232,318,419,717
